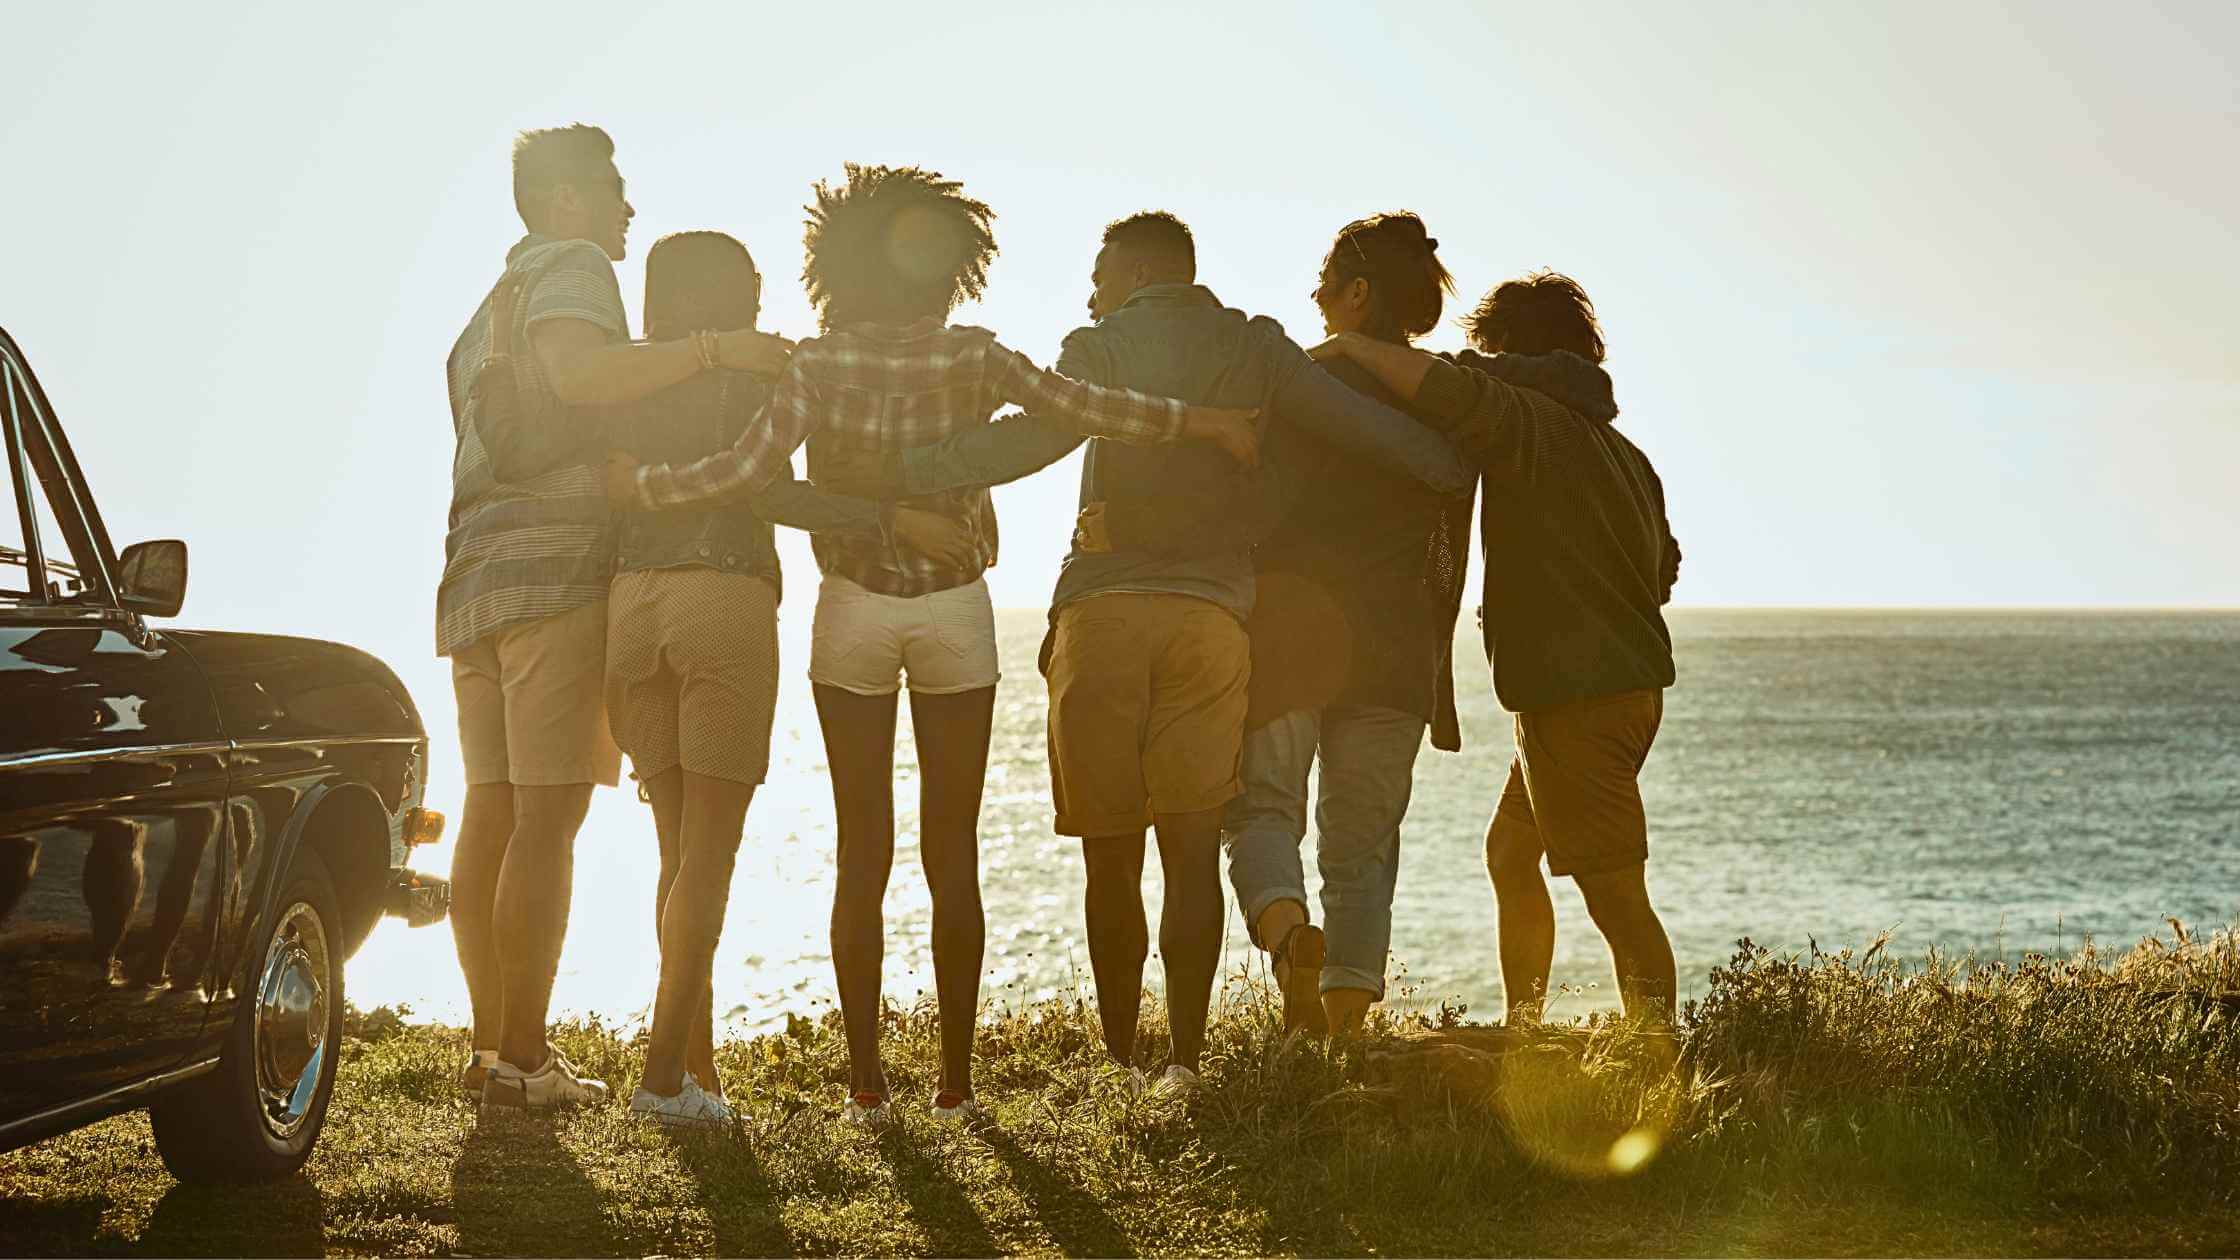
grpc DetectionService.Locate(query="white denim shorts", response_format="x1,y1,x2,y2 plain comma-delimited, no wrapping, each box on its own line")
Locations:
808,573,1001,696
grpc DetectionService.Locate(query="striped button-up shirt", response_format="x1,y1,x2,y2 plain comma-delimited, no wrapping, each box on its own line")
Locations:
436,234,625,656
634,320,1189,598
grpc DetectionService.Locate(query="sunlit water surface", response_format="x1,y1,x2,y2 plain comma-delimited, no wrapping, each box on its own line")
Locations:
354,610,2240,1034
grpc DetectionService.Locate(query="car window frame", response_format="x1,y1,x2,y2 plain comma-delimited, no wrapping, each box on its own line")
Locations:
1,332,123,618
1,360,48,601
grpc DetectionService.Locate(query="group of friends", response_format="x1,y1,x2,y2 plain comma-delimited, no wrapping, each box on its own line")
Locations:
436,124,1682,1132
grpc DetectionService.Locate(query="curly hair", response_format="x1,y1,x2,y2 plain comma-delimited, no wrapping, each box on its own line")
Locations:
1465,270,1606,362
802,164,997,330
1321,211,1454,343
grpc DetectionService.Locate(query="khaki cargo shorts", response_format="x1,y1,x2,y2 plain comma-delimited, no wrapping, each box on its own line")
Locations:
451,599,623,788
1044,592,1250,837
1490,688,1664,878
605,567,780,787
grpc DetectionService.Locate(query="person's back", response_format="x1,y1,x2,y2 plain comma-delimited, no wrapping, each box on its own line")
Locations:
1442,346,1675,713
439,231,624,656
793,319,1056,598
1051,285,1290,617
613,371,779,576
1257,355,1462,733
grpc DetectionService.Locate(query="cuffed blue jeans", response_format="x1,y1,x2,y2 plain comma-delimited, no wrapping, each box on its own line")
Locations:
1222,704,1425,997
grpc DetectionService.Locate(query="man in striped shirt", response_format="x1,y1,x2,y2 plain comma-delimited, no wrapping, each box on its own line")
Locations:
439,124,796,1112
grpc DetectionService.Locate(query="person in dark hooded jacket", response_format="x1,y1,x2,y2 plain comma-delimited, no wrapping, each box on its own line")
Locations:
1310,271,1682,1026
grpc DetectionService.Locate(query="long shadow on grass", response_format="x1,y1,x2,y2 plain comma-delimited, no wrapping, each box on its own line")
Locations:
883,1131,1004,1257
0,1177,327,1258
980,1128,1136,1258
452,1120,620,1257
670,1128,790,1256
0,1196,109,1257
138,1176,326,1257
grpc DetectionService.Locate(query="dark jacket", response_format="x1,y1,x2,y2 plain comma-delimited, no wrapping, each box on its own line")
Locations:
872,285,1473,628
608,371,884,602
1420,350,1678,712
1252,358,1474,747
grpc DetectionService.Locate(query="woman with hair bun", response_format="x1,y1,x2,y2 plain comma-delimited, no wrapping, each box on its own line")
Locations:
1219,212,1477,1035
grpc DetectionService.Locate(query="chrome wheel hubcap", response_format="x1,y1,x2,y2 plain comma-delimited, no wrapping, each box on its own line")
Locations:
253,900,330,1139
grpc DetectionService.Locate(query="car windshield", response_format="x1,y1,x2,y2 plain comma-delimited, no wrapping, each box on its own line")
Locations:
0,543,83,598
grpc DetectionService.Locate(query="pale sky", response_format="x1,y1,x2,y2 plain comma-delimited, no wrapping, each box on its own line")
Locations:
4,0,2234,699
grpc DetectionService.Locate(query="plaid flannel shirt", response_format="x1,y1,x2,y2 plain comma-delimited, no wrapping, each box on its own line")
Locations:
635,320,1188,597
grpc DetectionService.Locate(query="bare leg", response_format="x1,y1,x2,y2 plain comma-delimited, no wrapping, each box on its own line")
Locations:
814,684,899,1098
450,783,515,1054
1251,897,1327,1034
642,772,753,1097
1151,807,1224,1073
692,983,720,1098
1486,837,1556,1024
1573,862,1677,1023
1081,832,1149,1066
641,770,723,1094
1322,988,1374,1034
493,783,593,1071
909,686,993,1099
1486,765,1555,1025
1255,899,1307,958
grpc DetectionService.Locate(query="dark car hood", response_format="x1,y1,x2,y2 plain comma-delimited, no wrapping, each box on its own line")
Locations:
163,630,422,744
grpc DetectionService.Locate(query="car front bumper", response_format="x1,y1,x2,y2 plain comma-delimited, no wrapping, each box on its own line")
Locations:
383,869,451,928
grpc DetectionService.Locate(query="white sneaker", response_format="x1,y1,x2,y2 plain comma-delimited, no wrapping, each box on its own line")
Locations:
459,1048,498,1098
1150,1064,1200,1098
929,1090,987,1127
481,1043,611,1111
631,1072,734,1131
1123,1066,1151,1099
843,1090,893,1129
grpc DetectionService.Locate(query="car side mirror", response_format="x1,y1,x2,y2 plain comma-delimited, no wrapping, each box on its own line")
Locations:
118,539,188,618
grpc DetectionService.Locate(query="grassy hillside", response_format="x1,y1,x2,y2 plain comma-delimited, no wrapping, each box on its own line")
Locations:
3,926,2237,1257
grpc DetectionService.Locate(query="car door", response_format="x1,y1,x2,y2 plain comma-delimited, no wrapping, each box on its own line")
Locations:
0,334,231,1130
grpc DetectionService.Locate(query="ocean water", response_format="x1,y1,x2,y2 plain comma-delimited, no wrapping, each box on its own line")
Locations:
355,609,2240,1033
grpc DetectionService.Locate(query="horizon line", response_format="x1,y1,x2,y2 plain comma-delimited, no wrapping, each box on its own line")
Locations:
981,603,2240,614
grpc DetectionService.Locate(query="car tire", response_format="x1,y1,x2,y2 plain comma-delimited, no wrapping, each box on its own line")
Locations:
150,847,344,1183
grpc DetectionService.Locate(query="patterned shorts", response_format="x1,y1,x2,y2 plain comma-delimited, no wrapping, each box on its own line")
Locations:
604,567,779,787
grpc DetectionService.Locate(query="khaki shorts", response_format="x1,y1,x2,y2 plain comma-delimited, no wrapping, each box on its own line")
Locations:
605,567,780,787
1490,688,1664,878
1045,593,1250,837
452,600,622,788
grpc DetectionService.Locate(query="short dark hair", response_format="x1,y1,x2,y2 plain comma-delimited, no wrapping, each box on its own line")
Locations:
511,123,615,226
644,232,760,341
802,164,996,329
1321,211,1455,342
1101,211,1195,276
1465,270,1606,362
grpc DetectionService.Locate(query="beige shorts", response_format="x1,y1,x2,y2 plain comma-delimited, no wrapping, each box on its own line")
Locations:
808,573,1000,697
452,599,622,788
1044,592,1250,837
1490,688,1664,878
604,567,780,787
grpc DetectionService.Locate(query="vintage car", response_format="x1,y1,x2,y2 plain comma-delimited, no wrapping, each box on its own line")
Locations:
0,325,450,1182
